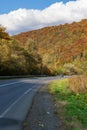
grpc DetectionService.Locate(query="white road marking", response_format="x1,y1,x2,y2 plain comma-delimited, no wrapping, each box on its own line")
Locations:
24,88,32,95
0,81,21,88
0,88,33,118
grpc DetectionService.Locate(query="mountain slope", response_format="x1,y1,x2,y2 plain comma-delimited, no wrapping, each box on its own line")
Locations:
14,19,87,75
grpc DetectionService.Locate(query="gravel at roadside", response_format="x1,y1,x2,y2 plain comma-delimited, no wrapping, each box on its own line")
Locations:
22,85,63,130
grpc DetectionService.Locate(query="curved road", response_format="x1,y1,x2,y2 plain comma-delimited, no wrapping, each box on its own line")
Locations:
0,76,61,130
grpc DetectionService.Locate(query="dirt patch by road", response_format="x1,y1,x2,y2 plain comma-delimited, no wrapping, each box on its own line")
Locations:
22,85,66,130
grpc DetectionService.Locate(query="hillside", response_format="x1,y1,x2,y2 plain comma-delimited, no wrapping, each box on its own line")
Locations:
0,19,87,76
0,26,43,75
14,19,87,75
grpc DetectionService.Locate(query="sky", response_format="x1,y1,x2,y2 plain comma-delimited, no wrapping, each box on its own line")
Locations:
0,0,87,35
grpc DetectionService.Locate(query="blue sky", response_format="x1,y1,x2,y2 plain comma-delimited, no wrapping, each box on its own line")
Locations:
0,0,75,14
0,0,87,35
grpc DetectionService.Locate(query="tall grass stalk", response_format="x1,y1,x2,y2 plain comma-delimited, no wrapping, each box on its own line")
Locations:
68,75,87,94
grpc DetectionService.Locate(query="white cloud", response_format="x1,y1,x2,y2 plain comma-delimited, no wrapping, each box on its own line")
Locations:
0,0,87,35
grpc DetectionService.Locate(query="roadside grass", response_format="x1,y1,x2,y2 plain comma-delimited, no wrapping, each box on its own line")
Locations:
48,76,87,130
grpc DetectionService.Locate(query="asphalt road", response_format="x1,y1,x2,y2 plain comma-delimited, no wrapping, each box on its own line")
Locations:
0,76,61,130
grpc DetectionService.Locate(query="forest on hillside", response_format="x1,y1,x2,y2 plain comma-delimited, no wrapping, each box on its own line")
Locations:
0,19,87,76
0,26,43,76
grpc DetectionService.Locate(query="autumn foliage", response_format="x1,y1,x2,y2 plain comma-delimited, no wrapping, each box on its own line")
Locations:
14,19,87,75
0,19,87,75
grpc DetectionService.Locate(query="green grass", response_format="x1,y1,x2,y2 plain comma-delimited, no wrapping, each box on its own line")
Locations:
49,79,87,129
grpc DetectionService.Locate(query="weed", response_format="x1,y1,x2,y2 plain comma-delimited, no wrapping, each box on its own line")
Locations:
48,77,87,129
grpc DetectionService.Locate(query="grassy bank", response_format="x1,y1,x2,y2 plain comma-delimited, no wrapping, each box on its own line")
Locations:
48,75,87,130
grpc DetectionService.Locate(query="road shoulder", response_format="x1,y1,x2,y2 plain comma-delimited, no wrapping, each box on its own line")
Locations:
22,85,66,130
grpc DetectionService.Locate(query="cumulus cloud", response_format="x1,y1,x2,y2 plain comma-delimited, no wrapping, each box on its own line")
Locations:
0,0,87,35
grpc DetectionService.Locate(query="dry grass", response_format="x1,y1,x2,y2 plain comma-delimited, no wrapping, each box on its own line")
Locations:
49,76,87,129
68,74,87,94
